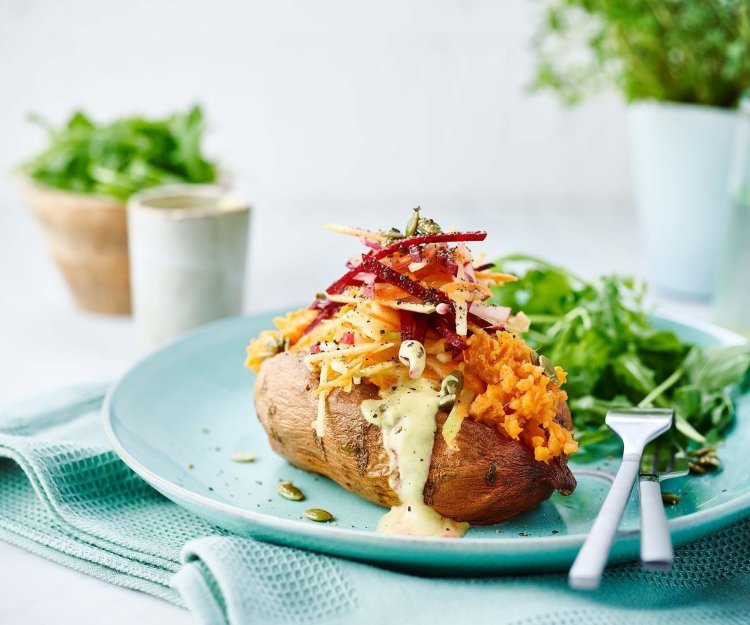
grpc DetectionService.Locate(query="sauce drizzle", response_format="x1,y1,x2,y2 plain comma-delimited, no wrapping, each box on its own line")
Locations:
361,377,469,538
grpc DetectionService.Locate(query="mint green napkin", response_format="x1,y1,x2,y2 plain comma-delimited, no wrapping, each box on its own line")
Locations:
1,384,749,625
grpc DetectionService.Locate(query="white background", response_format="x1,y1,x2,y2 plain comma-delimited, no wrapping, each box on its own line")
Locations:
0,1,707,624
0,0,637,403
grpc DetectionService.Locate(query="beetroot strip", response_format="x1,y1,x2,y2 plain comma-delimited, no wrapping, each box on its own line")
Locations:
326,264,370,294
379,231,487,256
399,309,415,342
360,256,449,305
326,231,487,294
432,314,468,350
301,299,343,336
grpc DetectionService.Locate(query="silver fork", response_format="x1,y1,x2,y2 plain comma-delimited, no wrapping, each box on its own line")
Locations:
638,442,690,570
568,408,673,590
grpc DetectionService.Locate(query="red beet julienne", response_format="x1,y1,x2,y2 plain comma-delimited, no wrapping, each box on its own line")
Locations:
432,313,469,351
361,256,450,305
360,255,490,343
301,299,343,337
325,230,488,295
399,309,429,343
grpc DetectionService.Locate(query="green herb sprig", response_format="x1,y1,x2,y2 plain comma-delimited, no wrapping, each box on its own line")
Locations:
532,1,750,108
21,105,217,201
491,254,750,462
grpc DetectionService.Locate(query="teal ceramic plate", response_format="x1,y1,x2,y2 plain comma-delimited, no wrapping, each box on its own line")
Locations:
103,311,749,573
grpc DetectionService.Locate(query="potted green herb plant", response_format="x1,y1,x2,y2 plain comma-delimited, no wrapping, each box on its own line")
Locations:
19,106,217,314
532,1,750,297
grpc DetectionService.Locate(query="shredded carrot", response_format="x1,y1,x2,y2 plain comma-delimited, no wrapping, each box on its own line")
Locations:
474,271,518,284
440,281,491,301
463,329,578,461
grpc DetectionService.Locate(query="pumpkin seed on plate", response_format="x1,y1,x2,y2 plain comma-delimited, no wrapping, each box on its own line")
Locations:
661,492,681,506
230,452,257,463
304,508,333,522
539,355,558,383
278,481,305,501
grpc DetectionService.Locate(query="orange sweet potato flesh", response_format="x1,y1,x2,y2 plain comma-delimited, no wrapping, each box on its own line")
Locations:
255,352,577,524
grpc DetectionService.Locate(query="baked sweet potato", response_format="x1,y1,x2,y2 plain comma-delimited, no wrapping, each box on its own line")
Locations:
255,351,577,525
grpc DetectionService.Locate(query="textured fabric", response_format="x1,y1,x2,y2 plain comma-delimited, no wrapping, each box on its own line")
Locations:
175,525,750,625
2,385,750,625
0,383,223,605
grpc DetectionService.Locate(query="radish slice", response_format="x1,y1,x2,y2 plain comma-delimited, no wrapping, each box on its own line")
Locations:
470,303,512,326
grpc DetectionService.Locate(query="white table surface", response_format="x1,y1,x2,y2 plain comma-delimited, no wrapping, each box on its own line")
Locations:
0,197,715,624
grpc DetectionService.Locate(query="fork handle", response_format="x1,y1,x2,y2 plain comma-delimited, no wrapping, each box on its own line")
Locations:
638,478,673,570
569,456,640,590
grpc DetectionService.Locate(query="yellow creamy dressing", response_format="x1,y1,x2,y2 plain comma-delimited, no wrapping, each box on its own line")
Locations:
361,376,469,538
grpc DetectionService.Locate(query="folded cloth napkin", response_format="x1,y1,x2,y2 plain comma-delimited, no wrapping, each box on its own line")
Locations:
1,384,750,625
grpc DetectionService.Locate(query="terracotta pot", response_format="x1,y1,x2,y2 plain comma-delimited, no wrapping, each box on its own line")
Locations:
20,180,131,314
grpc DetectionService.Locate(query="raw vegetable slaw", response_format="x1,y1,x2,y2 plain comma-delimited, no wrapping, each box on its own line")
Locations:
246,209,577,463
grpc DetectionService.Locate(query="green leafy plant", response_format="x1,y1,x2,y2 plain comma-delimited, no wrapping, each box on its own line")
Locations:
21,105,217,201
491,254,750,462
532,0,750,107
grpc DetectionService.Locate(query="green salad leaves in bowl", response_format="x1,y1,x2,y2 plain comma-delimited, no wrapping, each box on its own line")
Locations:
22,105,217,201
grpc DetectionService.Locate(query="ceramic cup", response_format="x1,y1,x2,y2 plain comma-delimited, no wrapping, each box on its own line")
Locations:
127,184,250,350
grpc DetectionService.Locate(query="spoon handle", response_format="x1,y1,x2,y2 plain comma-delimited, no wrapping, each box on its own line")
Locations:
568,456,640,590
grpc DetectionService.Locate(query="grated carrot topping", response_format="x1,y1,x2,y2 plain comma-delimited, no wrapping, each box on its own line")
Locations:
463,329,578,461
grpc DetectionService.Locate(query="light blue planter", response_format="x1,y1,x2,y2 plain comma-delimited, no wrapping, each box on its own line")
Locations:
629,102,737,298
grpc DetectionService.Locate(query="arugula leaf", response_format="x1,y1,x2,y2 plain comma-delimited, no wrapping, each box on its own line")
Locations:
491,253,750,461
20,105,217,201
683,345,750,390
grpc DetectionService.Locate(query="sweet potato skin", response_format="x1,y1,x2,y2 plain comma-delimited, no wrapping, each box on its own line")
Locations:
255,351,576,524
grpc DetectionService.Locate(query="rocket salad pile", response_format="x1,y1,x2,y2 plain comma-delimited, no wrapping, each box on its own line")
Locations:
491,254,750,471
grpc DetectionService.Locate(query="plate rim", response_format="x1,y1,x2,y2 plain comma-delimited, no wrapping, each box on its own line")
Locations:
102,310,750,557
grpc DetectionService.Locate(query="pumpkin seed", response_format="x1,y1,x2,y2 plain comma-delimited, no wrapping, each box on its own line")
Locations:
405,207,420,238
661,492,681,506
539,355,558,383
438,394,456,411
230,452,257,463
440,370,464,397
688,446,721,473
379,227,404,244
304,508,333,522
278,481,305,501
417,215,442,235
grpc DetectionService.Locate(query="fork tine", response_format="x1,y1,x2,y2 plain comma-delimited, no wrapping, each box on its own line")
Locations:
651,440,660,474
665,448,675,474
